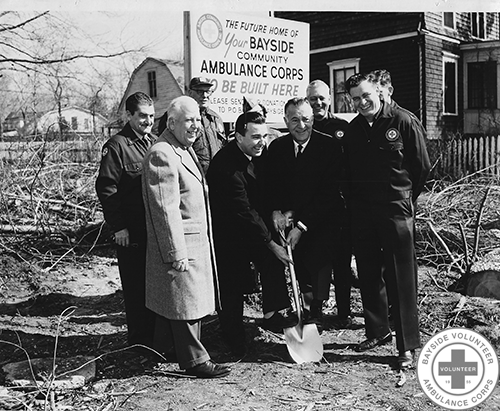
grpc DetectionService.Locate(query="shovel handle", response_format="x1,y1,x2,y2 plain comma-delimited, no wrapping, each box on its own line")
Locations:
278,228,303,322
286,243,303,323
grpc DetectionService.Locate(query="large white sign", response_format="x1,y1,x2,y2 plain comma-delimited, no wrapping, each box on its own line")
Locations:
187,11,310,123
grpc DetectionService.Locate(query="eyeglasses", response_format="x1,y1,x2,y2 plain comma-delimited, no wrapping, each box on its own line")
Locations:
192,89,213,96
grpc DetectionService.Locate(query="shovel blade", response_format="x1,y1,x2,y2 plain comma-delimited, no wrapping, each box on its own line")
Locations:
283,323,323,364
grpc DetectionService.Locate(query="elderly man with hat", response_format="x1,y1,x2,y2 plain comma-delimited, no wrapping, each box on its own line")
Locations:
158,77,228,173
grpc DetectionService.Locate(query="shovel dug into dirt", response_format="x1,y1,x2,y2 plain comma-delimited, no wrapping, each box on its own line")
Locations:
282,241,323,364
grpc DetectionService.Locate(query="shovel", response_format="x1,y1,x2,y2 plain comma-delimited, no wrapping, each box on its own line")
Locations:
279,230,323,364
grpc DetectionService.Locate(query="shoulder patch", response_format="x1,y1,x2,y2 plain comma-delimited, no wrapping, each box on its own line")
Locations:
334,130,344,140
101,147,109,158
386,128,400,141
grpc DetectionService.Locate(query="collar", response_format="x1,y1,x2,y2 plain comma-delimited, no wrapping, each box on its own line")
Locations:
125,123,152,145
374,100,395,120
293,138,310,151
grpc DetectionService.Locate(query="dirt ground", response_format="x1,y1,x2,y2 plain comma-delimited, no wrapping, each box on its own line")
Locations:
0,252,499,411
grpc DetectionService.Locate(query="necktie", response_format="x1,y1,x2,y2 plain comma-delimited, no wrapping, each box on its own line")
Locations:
296,144,303,159
247,159,256,179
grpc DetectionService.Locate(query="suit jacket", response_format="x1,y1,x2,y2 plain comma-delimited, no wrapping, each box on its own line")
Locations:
265,130,343,271
142,129,219,320
206,139,271,248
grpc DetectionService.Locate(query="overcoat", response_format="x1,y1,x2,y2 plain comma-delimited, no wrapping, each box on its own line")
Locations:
142,129,219,320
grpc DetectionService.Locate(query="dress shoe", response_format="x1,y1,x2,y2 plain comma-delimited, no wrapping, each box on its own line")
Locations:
220,333,247,358
355,332,392,352
185,360,231,378
331,315,353,329
397,350,415,369
262,311,298,333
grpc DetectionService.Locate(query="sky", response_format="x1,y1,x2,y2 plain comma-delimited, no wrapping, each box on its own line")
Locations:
3,0,500,113
5,0,500,65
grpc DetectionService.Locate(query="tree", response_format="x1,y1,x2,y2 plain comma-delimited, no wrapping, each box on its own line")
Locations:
0,11,134,70
0,11,144,139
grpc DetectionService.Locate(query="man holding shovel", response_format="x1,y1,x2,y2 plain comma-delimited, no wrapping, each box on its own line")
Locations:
265,97,344,333
207,108,295,356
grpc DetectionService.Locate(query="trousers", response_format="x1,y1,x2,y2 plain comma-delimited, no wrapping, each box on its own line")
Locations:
351,197,420,352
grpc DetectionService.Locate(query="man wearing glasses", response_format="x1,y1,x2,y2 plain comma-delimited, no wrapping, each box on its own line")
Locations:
158,77,227,173
264,98,343,332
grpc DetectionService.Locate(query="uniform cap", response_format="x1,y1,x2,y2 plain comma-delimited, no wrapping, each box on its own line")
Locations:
189,77,214,90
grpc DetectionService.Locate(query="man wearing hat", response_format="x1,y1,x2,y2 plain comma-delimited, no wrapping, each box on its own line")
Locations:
158,77,227,173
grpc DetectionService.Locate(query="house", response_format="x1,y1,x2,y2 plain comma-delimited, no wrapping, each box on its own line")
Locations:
461,40,500,135
117,58,184,132
1,109,37,138
38,106,108,136
275,12,500,143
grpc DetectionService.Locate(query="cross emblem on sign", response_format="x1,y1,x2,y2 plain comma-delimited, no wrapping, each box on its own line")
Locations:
438,349,478,389
203,22,217,42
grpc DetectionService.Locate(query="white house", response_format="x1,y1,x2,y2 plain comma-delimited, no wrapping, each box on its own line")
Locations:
38,106,108,135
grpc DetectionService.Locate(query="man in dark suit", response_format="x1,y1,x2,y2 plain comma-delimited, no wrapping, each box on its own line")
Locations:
207,109,294,356
265,97,344,332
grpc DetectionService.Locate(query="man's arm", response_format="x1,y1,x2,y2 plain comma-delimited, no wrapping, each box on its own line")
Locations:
95,142,128,234
404,117,431,202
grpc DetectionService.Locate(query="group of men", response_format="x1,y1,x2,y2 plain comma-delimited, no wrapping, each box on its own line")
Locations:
96,70,430,379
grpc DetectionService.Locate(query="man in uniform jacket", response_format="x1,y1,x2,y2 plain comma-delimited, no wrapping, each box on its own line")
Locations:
207,109,293,356
95,92,157,350
344,73,430,369
265,97,344,331
142,95,230,378
306,80,354,329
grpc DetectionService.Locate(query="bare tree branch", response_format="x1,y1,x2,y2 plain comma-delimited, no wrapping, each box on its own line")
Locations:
0,49,140,66
0,11,49,33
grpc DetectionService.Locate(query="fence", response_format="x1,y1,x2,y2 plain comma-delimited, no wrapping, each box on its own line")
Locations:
439,135,500,179
0,137,105,165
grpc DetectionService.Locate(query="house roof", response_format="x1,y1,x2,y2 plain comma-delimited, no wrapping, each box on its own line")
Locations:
40,106,108,122
117,57,185,116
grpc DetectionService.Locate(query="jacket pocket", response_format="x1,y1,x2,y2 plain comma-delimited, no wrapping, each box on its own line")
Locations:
124,161,143,176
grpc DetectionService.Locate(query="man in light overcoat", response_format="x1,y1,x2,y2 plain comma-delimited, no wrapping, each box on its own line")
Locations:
142,95,230,378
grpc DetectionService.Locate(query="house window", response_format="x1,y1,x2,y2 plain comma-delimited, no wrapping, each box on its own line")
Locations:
147,71,157,98
443,55,458,115
327,58,359,114
71,117,78,130
471,12,485,39
443,12,455,29
59,116,69,130
468,61,497,109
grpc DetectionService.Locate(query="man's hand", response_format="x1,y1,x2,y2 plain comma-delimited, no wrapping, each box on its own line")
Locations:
286,227,302,250
272,210,294,232
172,258,188,272
267,240,293,266
114,228,130,247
